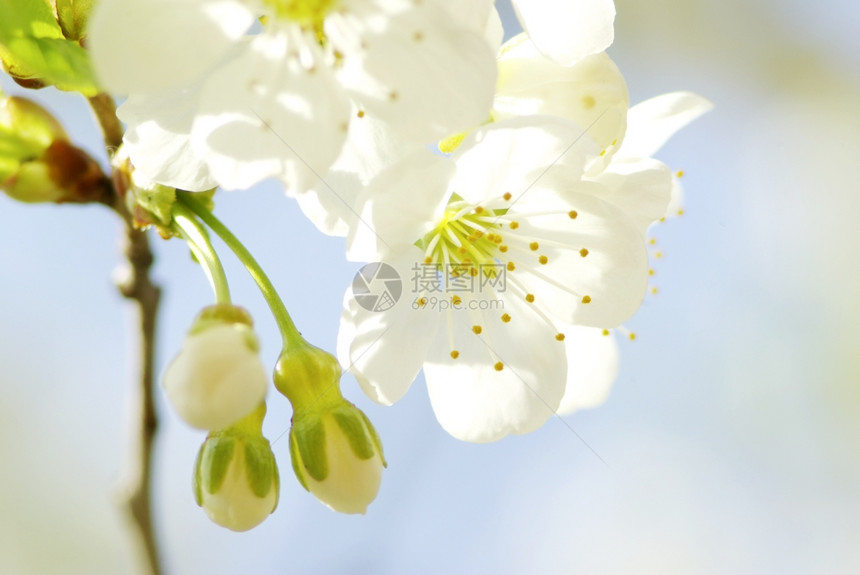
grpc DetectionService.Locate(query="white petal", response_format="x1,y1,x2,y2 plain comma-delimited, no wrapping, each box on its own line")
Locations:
89,0,254,94
424,290,567,442
588,157,672,235
494,36,628,155
341,3,497,141
347,150,454,262
298,108,423,237
337,248,441,405
484,6,504,54
118,88,216,191
507,183,650,328
620,92,714,158
665,174,685,218
557,326,618,415
435,0,501,52
512,0,615,66
192,32,350,192
451,116,599,206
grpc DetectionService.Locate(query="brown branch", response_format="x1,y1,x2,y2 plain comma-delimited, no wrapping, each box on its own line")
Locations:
88,93,164,575
115,208,163,575
88,93,124,152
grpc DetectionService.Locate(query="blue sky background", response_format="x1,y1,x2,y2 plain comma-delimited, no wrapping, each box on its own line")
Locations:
2,0,859,573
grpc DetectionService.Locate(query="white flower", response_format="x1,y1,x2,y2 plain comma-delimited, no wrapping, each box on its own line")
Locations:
492,33,629,164
489,36,713,221
88,0,497,194
163,320,268,430
615,92,714,218
338,117,669,442
511,0,616,66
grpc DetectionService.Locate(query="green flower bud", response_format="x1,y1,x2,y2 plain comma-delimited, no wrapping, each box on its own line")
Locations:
273,340,343,410
193,403,279,532
48,0,95,42
289,399,386,514
0,94,109,203
163,304,268,431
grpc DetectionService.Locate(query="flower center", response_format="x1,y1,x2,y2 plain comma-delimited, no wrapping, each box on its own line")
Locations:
417,196,506,278
263,0,339,30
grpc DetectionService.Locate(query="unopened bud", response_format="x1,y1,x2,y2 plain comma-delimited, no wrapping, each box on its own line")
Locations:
193,403,279,531
1,94,109,203
163,304,268,431
289,400,386,514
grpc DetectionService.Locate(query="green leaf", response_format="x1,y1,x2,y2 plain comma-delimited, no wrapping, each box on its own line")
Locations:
0,0,99,94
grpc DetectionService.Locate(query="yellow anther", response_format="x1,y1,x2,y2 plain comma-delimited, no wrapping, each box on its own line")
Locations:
452,295,462,305
525,294,535,303
529,242,539,251
506,261,516,272
494,362,504,371
472,325,482,335
676,170,684,178
503,192,512,201
568,210,578,219
628,332,637,341
509,221,519,230
450,350,460,359
474,206,484,214
499,245,508,253
555,333,565,341
501,313,511,323
538,255,548,265
357,110,365,118
602,329,610,336
581,295,592,304
579,248,589,257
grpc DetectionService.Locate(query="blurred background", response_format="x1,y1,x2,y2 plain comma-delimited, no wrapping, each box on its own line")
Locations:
1,0,859,573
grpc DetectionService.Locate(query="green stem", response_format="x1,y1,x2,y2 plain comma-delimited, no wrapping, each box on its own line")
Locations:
172,203,231,305
176,192,302,347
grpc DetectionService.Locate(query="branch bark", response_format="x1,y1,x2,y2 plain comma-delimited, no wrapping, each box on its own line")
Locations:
115,212,163,575
88,93,164,575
